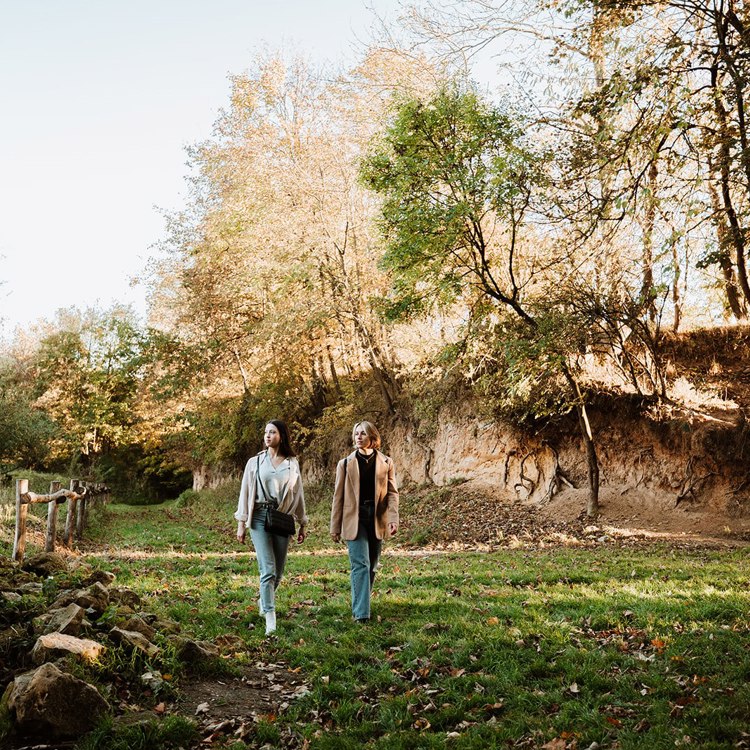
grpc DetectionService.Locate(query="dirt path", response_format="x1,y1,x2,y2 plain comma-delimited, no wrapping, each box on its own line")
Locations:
173,659,310,748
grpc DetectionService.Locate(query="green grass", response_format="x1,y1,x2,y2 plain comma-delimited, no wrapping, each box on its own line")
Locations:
3,486,750,749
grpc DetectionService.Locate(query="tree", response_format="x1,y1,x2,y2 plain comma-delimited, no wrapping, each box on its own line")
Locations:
362,84,602,516
29,306,145,470
395,0,749,326
143,50,444,477
0,354,55,470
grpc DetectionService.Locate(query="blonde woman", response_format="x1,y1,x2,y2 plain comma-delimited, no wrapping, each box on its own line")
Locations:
235,420,308,635
330,421,399,622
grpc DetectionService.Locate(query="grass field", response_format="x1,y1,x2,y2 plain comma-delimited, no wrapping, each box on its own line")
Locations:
3,484,750,749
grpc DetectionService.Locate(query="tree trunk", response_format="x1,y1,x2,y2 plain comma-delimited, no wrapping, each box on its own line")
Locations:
641,159,658,323
708,173,747,318
671,238,682,333
232,347,249,392
562,366,600,517
711,61,750,305
588,1,619,287
326,343,342,396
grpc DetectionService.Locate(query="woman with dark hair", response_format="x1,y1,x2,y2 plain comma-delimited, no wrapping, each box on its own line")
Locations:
330,421,399,622
235,420,307,635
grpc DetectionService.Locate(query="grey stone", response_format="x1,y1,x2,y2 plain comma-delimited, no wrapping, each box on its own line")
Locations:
31,632,106,665
33,603,86,636
17,582,44,595
152,616,181,635
3,662,109,738
122,616,156,642
21,552,68,577
109,587,142,608
109,627,160,658
81,569,116,587
52,581,110,617
171,636,220,666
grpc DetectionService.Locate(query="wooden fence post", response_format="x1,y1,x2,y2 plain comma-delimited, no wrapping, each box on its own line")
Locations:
12,479,29,563
45,481,62,553
76,482,86,540
64,479,79,547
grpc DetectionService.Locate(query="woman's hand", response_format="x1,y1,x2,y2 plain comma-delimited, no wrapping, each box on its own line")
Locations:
388,522,398,537
297,528,306,545
331,532,341,543
237,521,247,544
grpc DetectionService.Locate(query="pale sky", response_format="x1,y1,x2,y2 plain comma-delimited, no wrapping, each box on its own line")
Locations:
0,0,404,335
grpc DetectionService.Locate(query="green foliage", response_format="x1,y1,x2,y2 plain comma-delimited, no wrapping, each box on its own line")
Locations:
175,488,200,508
93,444,192,505
360,82,599,430
302,375,391,471
362,82,544,321
1,469,70,494
0,395,55,472
30,307,145,463
0,307,195,502
77,715,198,750
472,313,575,421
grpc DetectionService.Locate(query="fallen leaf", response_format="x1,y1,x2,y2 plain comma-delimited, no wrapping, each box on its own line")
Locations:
483,701,504,715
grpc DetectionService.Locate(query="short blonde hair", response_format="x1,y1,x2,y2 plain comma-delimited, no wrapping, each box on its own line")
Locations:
352,421,381,450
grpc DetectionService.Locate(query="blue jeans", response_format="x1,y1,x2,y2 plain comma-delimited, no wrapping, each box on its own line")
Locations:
346,506,382,620
249,507,290,614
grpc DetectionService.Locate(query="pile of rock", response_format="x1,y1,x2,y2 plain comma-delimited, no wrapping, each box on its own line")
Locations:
0,552,220,746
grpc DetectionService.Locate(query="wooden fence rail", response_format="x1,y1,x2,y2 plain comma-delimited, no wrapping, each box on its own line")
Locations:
11,478,110,563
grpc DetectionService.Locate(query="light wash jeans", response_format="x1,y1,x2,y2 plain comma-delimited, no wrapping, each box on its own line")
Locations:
249,507,291,614
346,506,382,620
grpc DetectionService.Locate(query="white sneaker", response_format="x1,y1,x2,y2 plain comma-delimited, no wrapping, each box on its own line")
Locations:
265,611,276,635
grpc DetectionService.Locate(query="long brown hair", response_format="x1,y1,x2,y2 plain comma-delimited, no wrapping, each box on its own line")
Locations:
268,419,296,457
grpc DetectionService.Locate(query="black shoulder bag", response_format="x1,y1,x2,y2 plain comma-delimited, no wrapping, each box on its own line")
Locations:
256,454,296,537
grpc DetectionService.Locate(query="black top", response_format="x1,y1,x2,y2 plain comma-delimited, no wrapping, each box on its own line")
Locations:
356,450,376,509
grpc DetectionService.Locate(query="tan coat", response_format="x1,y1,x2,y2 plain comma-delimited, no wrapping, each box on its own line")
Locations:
330,450,399,541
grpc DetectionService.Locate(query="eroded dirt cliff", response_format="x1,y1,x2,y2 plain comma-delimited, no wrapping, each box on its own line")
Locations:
387,325,750,541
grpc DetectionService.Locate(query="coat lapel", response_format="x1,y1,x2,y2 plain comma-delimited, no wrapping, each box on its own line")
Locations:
347,450,359,496
375,452,388,501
